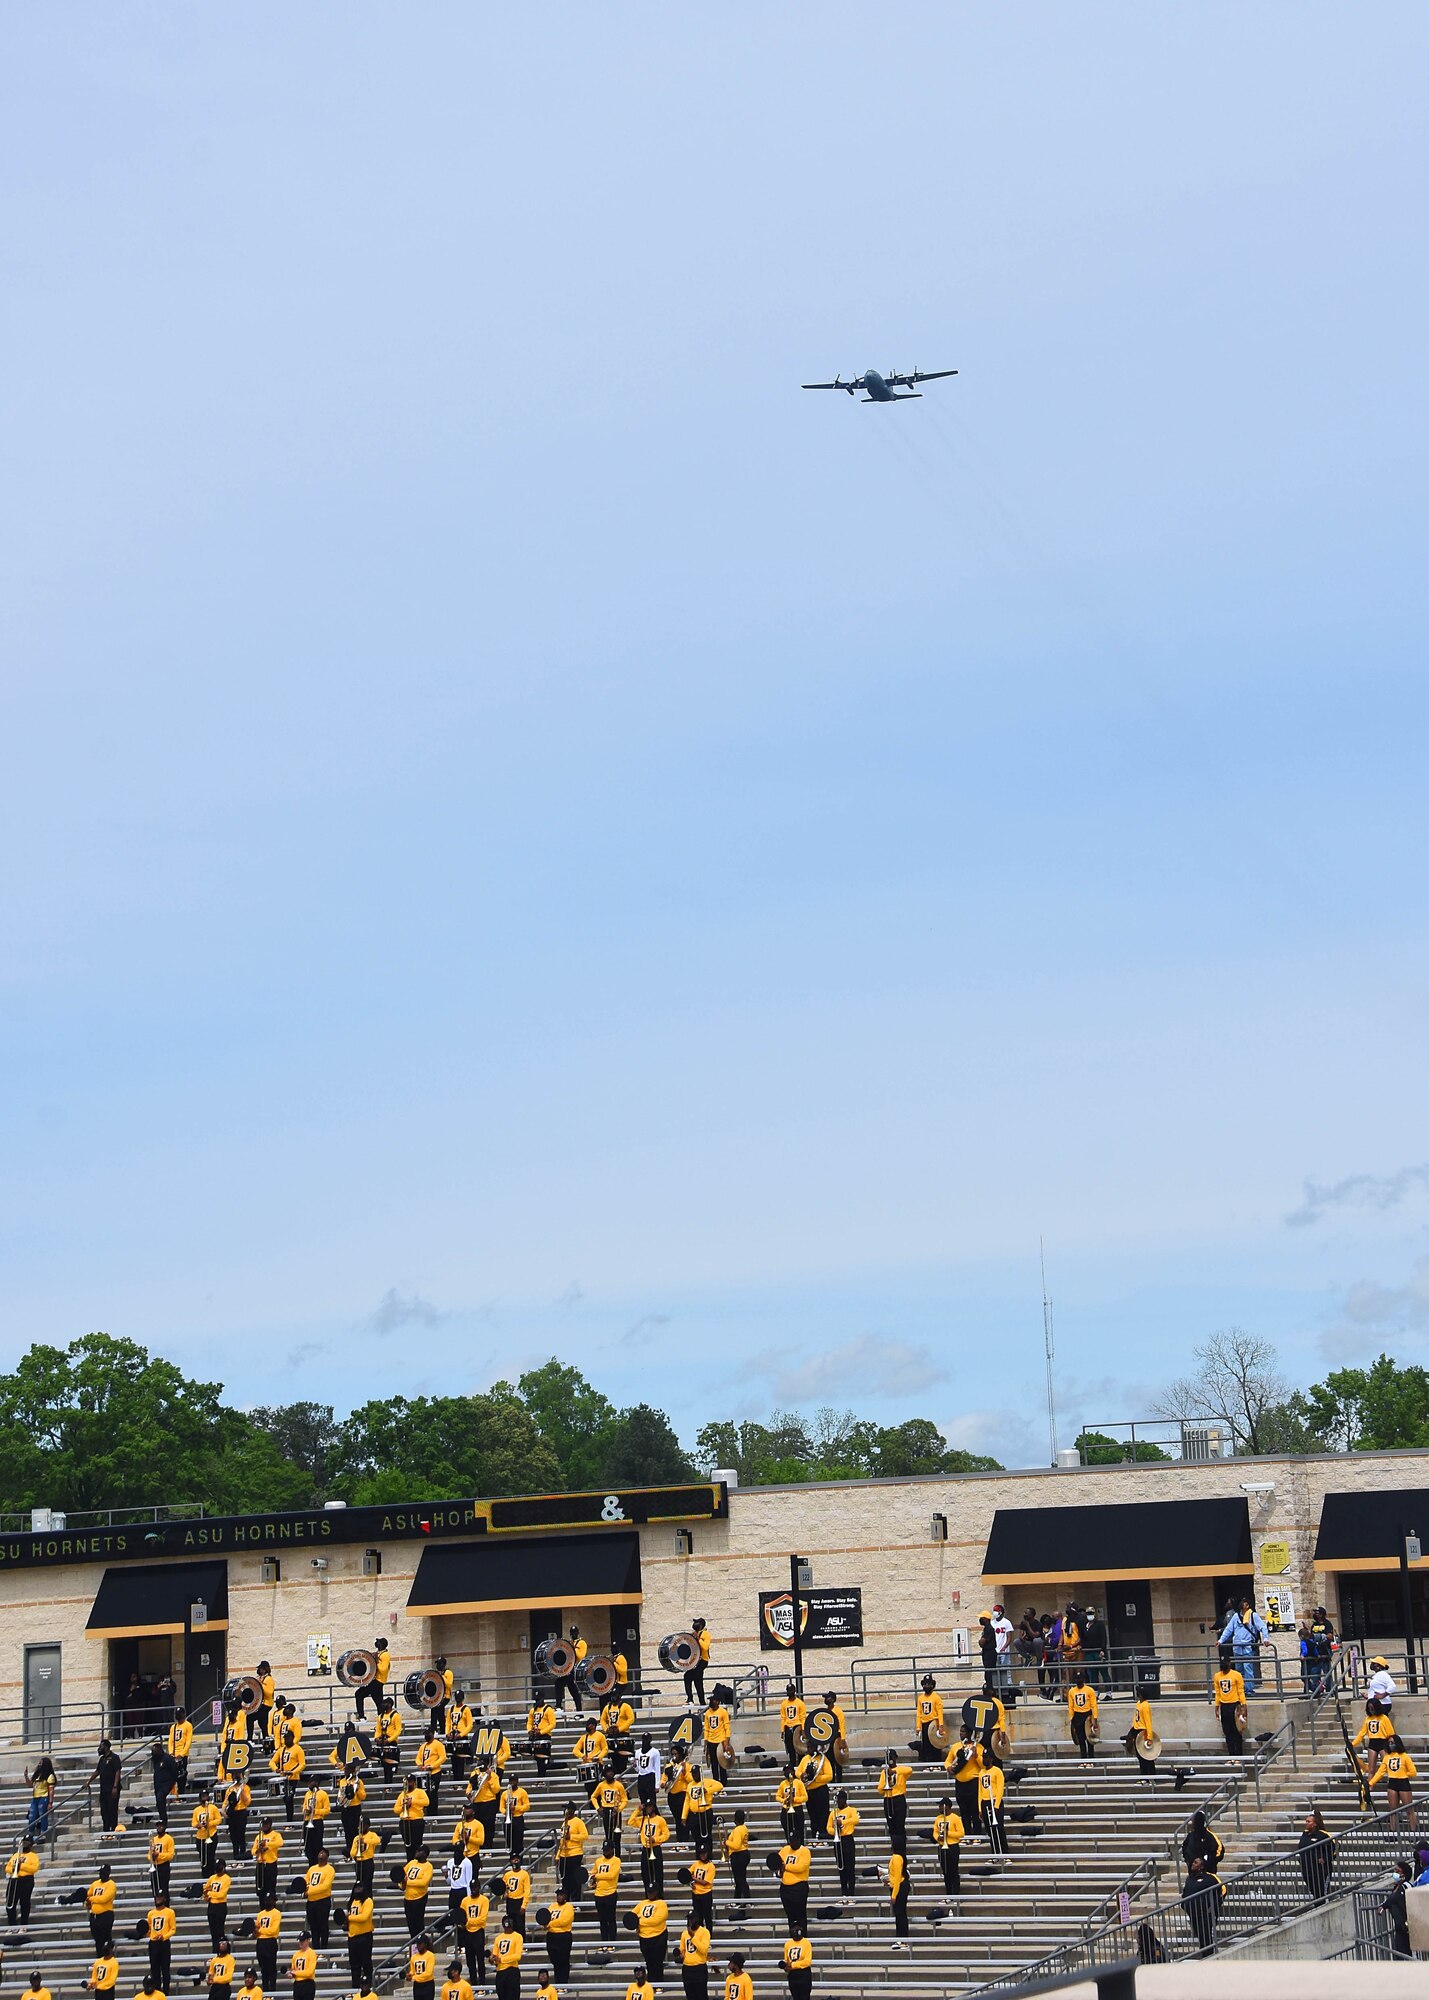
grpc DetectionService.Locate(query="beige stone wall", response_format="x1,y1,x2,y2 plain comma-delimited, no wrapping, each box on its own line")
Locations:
0,1448,1422,1732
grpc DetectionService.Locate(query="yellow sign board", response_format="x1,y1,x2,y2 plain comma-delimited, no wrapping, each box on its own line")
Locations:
1259,1539,1291,1576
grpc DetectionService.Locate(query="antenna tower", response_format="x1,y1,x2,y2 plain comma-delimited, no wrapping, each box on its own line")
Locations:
1041,1238,1058,1466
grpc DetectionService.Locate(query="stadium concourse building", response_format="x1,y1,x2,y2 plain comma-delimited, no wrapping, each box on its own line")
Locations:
2,1447,1426,1734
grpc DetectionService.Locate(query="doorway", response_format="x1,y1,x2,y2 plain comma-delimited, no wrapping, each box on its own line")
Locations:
609,1606,642,1698
1106,1581,1154,1689
24,1645,61,1747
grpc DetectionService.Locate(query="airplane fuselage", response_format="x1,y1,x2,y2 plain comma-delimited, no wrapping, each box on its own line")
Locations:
859,370,918,402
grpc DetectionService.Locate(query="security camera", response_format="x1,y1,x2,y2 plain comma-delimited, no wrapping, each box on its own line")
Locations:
310,1556,329,1571
1240,1482,1276,1495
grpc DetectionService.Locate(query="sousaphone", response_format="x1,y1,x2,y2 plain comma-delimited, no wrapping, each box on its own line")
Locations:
658,1631,700,1674
337,1649,379,1689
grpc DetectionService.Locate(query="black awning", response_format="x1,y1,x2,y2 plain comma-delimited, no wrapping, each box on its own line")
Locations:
982,1496,1252,1583
407,1531,642,1616
86,1561,229,1639
1314,1488,1429,1571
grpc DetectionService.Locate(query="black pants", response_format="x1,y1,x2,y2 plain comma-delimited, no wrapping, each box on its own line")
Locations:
691,1893,713,1935
730,1852,749,1899
779,1884,808,1929
424,1776,442,1815
475,1803,498,1847
918,1725,939,1762
283,1781,298,1821
196,1836,218,1877
532,1741,551,1777
505,1898,527,1938
1219,1707,1243,1755
353,1858,375,1894
780,1807,805,1848
595,1895,618,1939
149,1942,171,1986
90,1913,114,1952
210,1980,231,2000
558,1856,583,1901
495,1970,520,2000
256,1942,278,1989
340,1808,361,1852
308,1898,330,1947
403,1817,427,1856
227,1811,249,1860
462,1934,487,1983
547,1934,572,1980
884,1798,907,1855
303,1823,325,1862
207,1904,228,1947
806,1786,830,1840
836,1836,856,1895
405,1896,428,1937
151,1862,171,1900
684,1665,707,1704
506,1818,526,1859
355,1684,378,1718
637,1773,658,1809
683,1967,709,2000
379,1748,400,1782
641,1849,665,1895
786,1971,812,2000
954,1778,979,1827
892,1882,909,1935
555,1679,583,1712
294,1979,316,2000
100,1790,121,1832
684,1810,710,1852
940,1848,961,1893
255,1862,277,1902
983,1804,1007,1854
348,1936,373,1985
640,1934,668,1978
1071,1715,1094,1757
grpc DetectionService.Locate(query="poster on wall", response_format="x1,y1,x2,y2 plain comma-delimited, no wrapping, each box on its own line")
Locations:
306,1633,333,1676
758,1588,863,1650
1263,1588,1293,1632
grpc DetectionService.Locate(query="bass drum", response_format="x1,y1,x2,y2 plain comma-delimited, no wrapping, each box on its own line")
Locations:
403,1669,445,1711
221,1675,264,1715
659,1631,700,1673
337,1649,379,1689
575,1654,618,1700
533,1639,577,1681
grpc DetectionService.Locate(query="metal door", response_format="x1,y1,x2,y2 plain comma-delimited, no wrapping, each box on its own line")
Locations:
24,1645,61,1745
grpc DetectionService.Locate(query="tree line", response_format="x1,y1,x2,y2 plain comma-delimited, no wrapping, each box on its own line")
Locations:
0,1327,1422,1518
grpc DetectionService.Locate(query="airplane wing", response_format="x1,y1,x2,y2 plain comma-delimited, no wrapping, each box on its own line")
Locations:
802,379,853,392
887,368,958,387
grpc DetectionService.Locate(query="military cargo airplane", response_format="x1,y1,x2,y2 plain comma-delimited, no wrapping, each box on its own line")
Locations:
801,366,957,403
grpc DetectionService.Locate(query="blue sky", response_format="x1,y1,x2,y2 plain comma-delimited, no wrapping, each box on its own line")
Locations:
3,5,1428,1467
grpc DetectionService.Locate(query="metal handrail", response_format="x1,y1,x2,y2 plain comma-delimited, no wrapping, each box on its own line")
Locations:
849,1641,1288,1710
1076,1643,1358,1936
969,1809,1408,1990
0,1503,208,1531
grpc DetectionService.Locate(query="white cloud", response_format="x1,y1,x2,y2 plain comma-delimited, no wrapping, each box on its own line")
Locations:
1314,1255,1429,1361
1286,1163,1429,1228
750,1335,946,1404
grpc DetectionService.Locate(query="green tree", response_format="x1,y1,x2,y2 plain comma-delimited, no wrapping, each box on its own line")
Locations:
598,1404,695,1485
1300,1355,1429,1451
248,1402,341,1504
332,1391,561,1501
514,1361,619,1487
0,1334,311,1515
1072,1429,1171,1466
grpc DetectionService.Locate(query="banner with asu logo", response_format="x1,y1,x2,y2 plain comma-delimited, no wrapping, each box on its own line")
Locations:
758,1588,863,1650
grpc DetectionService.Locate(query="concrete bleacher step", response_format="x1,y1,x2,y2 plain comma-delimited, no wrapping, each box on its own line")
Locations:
0,1703,1369,1997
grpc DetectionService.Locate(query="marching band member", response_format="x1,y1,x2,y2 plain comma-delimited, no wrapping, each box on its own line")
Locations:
525,1699,557,1779
375,1700,405,1782
683,1762,723,1851
722,1809,750,1900
501,1772,532,1860
685,1620,711,1706
349,1813,381,1893
593,1766,630,1855
774,1768,807,1849
447,1691,476,1780
573,1723,609,1798
689,1847,716,1933
592,1841,622,1938
780,1922,812,2000
540,1894,575,1982
831,1791,858,1898
201,1859,233,1951
876,1752,910,1856
793,1745,831,1842
638,1805,671,1896
415,1728,447,1815
932,1796,964,1894
677,1904,711,2000
468,1757,502,1846
555,1801,590,1901
778,1685,805,1767
1211,1660,1247,1757
395,1773,431,1857
458,1878,490,1985
300,1780,331,1863
634,1734,662,1809
915,1677,943,1761
946,1731,981,1830
1066,1672,1099,1758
